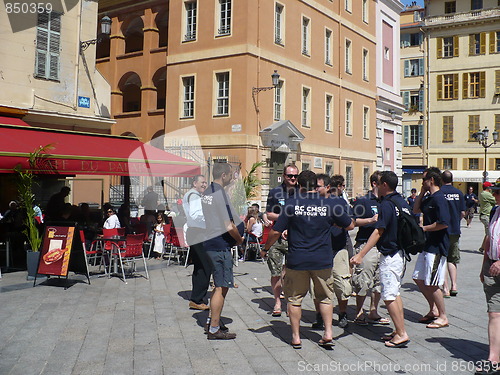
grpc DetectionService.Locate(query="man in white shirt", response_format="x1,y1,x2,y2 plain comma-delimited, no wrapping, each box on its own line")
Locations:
183,175,211,311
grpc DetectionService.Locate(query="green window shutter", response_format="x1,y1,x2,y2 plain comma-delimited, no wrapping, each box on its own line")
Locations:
404,60,410,77
453,74,459,99
437,37,442,59
480,71,486,98
418,124,423,146
418,89,424,112
403,91,410,110
404,126,409,146
480,32,486,55
463,73,469,99
418,58,424,76
437,75,443,100
453,36,459,57
35,28,48,77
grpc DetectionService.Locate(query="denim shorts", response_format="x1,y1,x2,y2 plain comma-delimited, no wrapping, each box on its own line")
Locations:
206,249,234,288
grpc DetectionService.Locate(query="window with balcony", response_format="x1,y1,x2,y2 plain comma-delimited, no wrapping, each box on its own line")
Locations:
404,58,424,77
463,71,485,99
445,1,456,13
469,33,485,55
182,76,195,118
184,1,197,41
302,17,310,56
275,3,284,45
402,90,424,112
345,101,352,135
217,0,231,36
325,29,332,65
274,80,283,121
437,74,458,100
215,72,229,116
442,116,454,143
325,95,332,132
404,124,423,146
468,115,480,141
471,0,483,10
302,87,310,127
35,11,61,81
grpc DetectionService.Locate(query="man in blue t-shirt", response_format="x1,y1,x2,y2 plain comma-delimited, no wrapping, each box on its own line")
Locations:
262,171,354,349
412,167,450,329
464,186,478,227
264,164,299,317
350,171,411,348
351,171,391,326
202,162,244,340
440,170,466,298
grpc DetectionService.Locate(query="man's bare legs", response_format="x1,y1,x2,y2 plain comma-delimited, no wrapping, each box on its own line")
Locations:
414,279,439,318
271,275,282,312
288,304,302,345
384,296,409,345
414,279,448,326
209,286,229,328
488,312,500,363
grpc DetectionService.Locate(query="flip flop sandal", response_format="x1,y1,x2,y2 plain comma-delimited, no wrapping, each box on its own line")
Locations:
354,317,368,326
385,339,410,348
291,342,302,349
418,315,437,324
450,290,458,296
380,332,396,341
318,339,335,349
271,310,282,317
367,317,391,325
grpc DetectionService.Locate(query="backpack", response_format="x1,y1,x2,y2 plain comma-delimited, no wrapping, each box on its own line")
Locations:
386,196,425,261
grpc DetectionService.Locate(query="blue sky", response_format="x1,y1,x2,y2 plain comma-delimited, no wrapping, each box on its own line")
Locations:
401,0,424,7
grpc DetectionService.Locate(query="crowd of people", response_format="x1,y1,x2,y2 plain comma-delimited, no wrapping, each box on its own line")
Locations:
176,163,498,375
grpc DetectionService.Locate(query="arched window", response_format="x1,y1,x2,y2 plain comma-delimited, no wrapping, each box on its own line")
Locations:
152,68,166,110
123,17,144,53
155,11,168,48
119,73,142,112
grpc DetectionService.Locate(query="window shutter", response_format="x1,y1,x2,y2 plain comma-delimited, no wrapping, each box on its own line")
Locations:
418,58,424,76
480,32,486,55
453,36,459,57
453,74,459,99
490,158,496,170
479,158,484,170
463,158,468,170
418,89,424,112
437,37,442,59
463,73,469,99
404,126,409,146
418,124,423,146
496,70,500,91
35,29,48,77
404,60,410,77
480,71,486,98
437,158,443,169
437,75,443,99
452,158,457,169
403,91,410,110
469,34,475,55
490,32,496,54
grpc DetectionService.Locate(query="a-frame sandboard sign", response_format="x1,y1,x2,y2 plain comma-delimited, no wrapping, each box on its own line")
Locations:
33,226,90,289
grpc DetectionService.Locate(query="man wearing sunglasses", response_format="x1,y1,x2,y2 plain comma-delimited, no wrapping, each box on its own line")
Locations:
264,164,299,317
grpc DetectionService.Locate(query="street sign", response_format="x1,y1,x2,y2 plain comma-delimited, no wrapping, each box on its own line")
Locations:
78,96,91,108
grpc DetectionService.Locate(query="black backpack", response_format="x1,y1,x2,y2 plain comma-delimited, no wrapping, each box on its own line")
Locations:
386,196,425,261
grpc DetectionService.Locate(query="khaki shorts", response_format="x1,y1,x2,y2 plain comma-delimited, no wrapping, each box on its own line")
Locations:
351,242,381,296
284,268,334,306
483,259,500,313
267,240,288,277
309,249,352,303
447,234,460,264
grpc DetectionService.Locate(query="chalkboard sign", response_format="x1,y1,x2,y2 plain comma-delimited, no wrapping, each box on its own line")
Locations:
34,226,90,287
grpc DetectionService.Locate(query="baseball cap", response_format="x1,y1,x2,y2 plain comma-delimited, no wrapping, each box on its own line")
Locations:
490,178,500,191
483,181,493,188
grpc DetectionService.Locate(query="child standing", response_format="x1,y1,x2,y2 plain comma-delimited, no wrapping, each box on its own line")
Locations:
152,213,166,259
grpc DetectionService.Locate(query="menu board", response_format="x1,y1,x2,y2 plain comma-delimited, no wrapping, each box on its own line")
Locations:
38,226,75,276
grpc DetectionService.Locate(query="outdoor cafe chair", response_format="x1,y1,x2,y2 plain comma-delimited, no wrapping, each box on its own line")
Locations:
109,234,149,283
79,230,106,275
166,227,188,266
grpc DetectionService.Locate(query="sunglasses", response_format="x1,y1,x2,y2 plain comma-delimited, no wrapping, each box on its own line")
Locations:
286,174,299,179
107,210,113,213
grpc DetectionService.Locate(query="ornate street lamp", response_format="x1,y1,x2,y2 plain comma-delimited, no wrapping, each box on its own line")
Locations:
472,127,499,182
252,70,280,112
80,16,112,52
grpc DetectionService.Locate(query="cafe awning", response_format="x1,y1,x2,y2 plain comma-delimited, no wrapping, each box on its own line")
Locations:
0,125,200,177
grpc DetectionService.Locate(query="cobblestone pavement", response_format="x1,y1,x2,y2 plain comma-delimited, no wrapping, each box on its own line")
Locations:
0,218,491,375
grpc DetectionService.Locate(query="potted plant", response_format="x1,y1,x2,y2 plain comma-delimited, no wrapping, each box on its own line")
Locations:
15,145,52,279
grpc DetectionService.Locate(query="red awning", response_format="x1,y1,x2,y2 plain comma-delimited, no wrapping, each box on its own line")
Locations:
0,125,200,177
0,116,30,127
